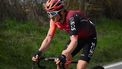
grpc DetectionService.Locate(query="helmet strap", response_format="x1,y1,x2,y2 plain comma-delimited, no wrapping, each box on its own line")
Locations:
59,11,62,20
58,10,66,23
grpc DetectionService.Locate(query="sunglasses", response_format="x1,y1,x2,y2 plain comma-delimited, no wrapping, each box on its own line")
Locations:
47,8,64,18
47,10,60,18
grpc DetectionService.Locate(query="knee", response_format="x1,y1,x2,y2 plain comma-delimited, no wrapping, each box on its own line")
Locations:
77,60,88,69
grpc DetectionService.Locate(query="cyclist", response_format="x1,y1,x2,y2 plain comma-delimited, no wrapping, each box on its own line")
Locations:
32,0,97,69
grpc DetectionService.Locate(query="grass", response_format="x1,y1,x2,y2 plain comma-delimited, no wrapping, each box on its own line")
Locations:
0,18,122,69
89,18,122,67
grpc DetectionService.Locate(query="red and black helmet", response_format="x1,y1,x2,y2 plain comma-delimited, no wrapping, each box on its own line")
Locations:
44,0,64,12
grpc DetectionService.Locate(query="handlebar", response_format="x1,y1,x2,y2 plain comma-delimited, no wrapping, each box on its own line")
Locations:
40,57,77,63
32,57,77,69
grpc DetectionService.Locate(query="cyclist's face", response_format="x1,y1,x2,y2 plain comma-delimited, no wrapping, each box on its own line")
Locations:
51,11,65,23
47,10,63,22
51,14,60,22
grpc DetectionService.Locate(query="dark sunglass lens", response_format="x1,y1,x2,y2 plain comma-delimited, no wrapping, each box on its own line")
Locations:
50,12,57,16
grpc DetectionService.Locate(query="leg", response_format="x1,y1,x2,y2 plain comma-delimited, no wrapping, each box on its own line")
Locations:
77,60,88,69
77,36,97,69
57,65,60,69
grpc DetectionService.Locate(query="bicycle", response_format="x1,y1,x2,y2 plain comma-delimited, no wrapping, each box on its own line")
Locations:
32,56,77,69
32,56,104,69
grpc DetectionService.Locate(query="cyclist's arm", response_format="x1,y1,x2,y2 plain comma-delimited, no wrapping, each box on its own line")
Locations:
62,35,78,56
62,15,79,57
39,20,56,52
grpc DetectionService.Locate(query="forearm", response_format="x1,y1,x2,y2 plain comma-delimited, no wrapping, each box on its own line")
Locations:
38,37,51,52
62,40,77,56
66,40,77,53
68,41,77,53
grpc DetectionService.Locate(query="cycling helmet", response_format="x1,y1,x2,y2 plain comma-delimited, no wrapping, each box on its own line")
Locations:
44,0,64,12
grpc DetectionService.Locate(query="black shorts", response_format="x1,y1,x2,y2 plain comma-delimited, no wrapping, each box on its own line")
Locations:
64,35,97,63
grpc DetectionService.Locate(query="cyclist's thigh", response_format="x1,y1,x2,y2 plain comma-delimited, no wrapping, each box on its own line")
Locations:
79,36,97,63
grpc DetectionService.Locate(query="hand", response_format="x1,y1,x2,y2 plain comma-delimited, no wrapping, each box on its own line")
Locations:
61,50,73,65
32,50,42,62
55,55,66,65
55,58,60,65
32,55,39,62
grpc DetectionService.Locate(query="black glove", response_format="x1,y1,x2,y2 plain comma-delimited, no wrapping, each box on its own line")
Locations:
58,55,66,64
33,50,42,61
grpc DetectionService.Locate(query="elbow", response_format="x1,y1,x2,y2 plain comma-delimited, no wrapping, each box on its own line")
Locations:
72,39,78,43
70,35,78,43
70,35,78,41
70,39,77,46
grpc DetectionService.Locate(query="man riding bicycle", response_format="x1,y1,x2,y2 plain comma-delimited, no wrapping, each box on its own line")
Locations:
32,0,97,69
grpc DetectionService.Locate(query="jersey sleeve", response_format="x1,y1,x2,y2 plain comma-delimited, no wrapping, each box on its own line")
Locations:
69,15,78,36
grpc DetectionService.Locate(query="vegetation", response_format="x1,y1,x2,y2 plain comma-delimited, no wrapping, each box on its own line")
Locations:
0,0,122,22
0,18,122,69
0,0,122,69
89,18,122,67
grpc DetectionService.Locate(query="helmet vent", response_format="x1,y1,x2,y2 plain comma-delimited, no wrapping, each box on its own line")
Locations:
47,6,49,9
48,0,51,2
56,2,61,6
51,2,56,7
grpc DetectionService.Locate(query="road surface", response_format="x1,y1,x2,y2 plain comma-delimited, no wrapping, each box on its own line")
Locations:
104,61,122,69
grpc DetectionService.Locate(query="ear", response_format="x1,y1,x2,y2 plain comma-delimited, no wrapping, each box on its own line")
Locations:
43,3,46,10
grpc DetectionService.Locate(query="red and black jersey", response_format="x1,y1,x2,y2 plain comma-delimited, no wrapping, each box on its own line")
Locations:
50,10,96,39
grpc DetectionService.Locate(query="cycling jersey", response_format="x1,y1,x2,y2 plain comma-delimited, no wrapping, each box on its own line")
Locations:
50,10,96,39
49,10,97,63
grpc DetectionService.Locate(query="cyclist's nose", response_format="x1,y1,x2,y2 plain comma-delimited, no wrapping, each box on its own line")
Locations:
51,15,60,22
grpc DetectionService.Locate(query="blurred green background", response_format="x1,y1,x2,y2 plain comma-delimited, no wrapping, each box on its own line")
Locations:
0,0,122,69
